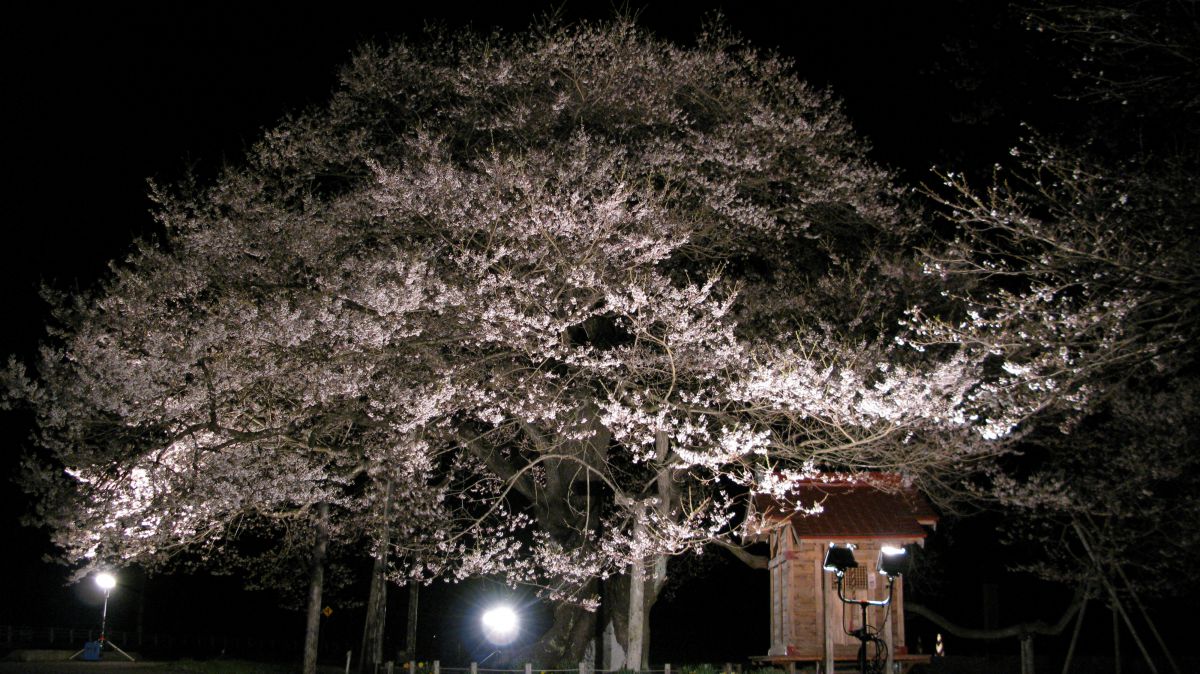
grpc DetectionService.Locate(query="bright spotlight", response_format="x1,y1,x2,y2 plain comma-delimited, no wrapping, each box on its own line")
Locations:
878,545,909,577
481,605,519,645
95,572,117,591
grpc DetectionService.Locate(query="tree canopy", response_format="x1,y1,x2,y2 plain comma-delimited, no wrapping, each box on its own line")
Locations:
6,15,1153,669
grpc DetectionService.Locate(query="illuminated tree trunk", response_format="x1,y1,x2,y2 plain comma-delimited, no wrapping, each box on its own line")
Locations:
360,481,392,673
303,502,330,674
618,431,674,671
359,558,387,672
625,512,647,671
402,583,419,662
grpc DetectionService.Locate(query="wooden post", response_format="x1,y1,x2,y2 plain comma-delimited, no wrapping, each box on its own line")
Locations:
823,570,835,674
581,662,589,674
525,663,532,674
1020,635,1035,674
471,662,478,674
665,664,671,674
434,661,441,674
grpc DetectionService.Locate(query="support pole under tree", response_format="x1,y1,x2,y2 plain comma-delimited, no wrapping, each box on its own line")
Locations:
304,502,331,674
1060,591,1088,674
1072,522,1157,674
1113,602,1121,674
907,591,1084,672
1112,556,1181,674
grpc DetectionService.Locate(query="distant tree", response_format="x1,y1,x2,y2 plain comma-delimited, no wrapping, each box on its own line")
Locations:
918,3,1200,659
919,132,1198,672
1024,0,1200,137
6,18,1069,670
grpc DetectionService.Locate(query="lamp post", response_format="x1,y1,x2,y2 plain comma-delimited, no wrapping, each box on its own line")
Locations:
823,544,908,674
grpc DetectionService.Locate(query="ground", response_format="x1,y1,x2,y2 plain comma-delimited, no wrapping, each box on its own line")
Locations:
0,657,348,673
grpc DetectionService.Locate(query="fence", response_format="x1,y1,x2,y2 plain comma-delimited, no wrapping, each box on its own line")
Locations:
358,661,749,674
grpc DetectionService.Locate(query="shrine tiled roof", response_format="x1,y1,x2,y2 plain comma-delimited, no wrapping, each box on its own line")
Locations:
751,474,938,540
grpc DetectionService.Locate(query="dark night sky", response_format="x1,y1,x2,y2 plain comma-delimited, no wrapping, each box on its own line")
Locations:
1,1,1081,664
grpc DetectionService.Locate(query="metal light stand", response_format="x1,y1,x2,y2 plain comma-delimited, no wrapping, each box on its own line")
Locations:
833,571,894,674
70,583,136,661
98,584,136,661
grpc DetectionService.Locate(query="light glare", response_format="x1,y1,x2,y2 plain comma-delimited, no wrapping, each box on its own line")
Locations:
95,572,117,590
481,605,519,645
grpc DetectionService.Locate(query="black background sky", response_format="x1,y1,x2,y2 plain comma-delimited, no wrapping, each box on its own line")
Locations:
1,1,1089,665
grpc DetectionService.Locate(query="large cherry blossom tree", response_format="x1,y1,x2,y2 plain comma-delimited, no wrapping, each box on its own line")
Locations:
7,19,1060,670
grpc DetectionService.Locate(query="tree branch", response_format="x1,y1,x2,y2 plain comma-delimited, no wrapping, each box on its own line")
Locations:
713,538,769,570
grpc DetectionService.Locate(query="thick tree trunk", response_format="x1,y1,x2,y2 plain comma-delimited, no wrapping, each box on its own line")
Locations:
516,579,598,667
484,408,607,666
404,583,419,661
617,432,674,671
626,513,647,671
303,502,330,674
360,480,393,673
359,549,388,672
605,557,665,671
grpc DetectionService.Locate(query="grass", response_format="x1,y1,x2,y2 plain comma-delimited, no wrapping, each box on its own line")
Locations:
165,659,304,673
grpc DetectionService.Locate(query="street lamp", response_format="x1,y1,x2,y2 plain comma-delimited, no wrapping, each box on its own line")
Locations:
823,544,905,674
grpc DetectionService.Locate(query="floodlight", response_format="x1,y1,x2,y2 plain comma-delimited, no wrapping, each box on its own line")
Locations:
71,570,135,661
878,545,909,577
823,544,858,574
481,605,519,645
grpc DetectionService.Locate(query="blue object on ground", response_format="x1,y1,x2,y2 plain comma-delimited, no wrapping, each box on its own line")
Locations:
81,640,102,660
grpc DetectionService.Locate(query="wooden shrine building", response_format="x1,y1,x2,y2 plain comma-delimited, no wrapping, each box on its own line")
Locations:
746,474,938,672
